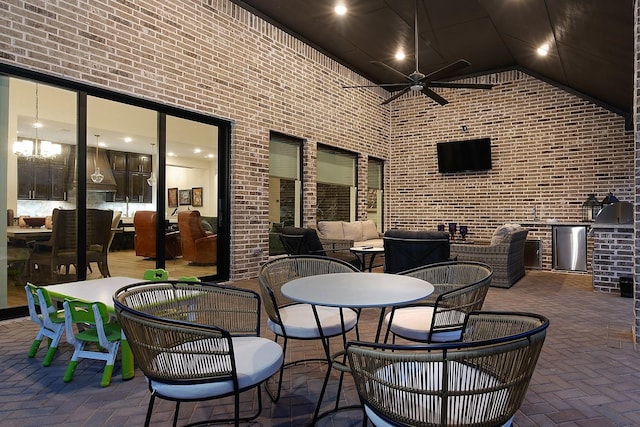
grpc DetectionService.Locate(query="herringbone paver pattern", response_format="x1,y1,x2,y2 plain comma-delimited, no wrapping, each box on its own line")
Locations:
1,271,638,426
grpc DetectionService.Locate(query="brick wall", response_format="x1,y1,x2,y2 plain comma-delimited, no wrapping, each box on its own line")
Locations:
0,0,390,280
592,225,634,293
387,70,633,257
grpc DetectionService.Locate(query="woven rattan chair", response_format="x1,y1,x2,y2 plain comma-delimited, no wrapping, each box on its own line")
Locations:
114,281,283,427
384,261,493,343
348,311,549,427
451,228,529,288
257,255,360,401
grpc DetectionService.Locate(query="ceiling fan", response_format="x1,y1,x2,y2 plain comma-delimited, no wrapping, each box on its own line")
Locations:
342,0,493,106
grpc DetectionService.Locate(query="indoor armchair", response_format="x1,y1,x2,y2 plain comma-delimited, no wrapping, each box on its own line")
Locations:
177,210,217,265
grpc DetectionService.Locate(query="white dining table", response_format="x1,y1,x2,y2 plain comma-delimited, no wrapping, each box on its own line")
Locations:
46,276,145,380
281,272,434,424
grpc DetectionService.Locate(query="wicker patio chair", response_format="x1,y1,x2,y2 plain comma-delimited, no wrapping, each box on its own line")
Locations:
451,228,529,288
347,311,549,427
257,255,360,401
384,261,493,343
113,281,283,427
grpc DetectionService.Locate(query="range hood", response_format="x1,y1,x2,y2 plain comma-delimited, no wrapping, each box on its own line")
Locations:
85,147,117,192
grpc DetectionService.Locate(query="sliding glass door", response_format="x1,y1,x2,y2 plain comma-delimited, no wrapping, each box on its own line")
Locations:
0,72,228,316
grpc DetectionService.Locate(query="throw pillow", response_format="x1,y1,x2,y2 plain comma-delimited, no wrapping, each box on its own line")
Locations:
490,223,521,246
343,221,363,242
362,220,379,240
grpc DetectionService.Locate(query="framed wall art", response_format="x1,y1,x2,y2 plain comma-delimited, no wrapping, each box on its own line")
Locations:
192,187,203,207
168,188,178,207
179,189,192,206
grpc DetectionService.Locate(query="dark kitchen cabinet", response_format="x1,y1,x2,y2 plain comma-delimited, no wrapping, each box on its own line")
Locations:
17,146,70,201
108,151,128,202
106,150,152,203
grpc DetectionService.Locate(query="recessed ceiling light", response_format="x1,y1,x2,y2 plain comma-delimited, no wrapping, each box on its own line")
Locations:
334,4,347,15
395,50,406,60
537,44,549,56
193,148,201,154
124,137,132,143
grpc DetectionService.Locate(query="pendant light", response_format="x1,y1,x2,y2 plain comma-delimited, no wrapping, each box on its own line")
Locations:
90,134,104,183
147,143,157,186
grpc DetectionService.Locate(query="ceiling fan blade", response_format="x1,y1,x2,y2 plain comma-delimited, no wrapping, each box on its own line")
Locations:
428,82,494,90
381,87,411,105
371,61,412,82
342,83,411,89
422,59,471,82
421,87,449,106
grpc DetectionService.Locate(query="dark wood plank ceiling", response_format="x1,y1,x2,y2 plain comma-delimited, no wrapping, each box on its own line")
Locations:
233,0,633,116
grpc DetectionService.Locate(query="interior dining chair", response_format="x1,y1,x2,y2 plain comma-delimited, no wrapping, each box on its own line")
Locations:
28,208,77,283
384,261,493,344
86,208,115,277
63,299,122,387
347,311,550,427
25,283,65,366
113,281,284,427
257,255,360,401
143,268,169,281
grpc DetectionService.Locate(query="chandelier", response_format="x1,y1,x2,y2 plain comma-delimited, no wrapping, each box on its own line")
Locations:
12,84,62,159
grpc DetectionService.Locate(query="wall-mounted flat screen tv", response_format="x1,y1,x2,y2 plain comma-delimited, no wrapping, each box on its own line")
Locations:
437,138,492,173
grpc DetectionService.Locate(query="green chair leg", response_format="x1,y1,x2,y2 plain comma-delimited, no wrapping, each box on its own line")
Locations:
28,339,42,358
42,346,58,367
101,364,114,387
64,360,78,383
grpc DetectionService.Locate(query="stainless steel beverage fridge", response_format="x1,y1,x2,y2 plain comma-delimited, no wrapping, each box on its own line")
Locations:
552,225,587,272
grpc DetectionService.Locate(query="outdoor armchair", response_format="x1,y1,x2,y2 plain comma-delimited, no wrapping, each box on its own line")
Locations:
348,311,549,427
279,226,362,269
114,280,283,427
451,227,528,288
384,261,493,343
257,255,359,401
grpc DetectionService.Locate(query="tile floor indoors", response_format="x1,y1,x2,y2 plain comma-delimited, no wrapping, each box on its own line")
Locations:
1,270,639,426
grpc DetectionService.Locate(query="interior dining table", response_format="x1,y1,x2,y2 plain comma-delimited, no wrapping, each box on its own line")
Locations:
281,272,434,424
6,225,52,241
45,276,145,380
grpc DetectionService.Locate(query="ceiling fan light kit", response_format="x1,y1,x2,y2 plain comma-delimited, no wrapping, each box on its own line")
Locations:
343,0,493,106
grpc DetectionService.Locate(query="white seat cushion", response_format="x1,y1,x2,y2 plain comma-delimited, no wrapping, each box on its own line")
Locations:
363,361,514,427
150,336,283,400
267,303,358,338
385,306,463,342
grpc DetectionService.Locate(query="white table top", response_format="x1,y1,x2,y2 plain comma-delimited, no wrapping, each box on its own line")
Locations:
46,276,142,309
281,272,433,308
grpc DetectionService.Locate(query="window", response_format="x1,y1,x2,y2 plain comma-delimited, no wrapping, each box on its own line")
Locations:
269,133,302,255
368,158,384,232
317,145,356,221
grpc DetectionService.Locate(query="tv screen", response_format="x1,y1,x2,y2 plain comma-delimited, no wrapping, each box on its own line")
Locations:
437,138,492,173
